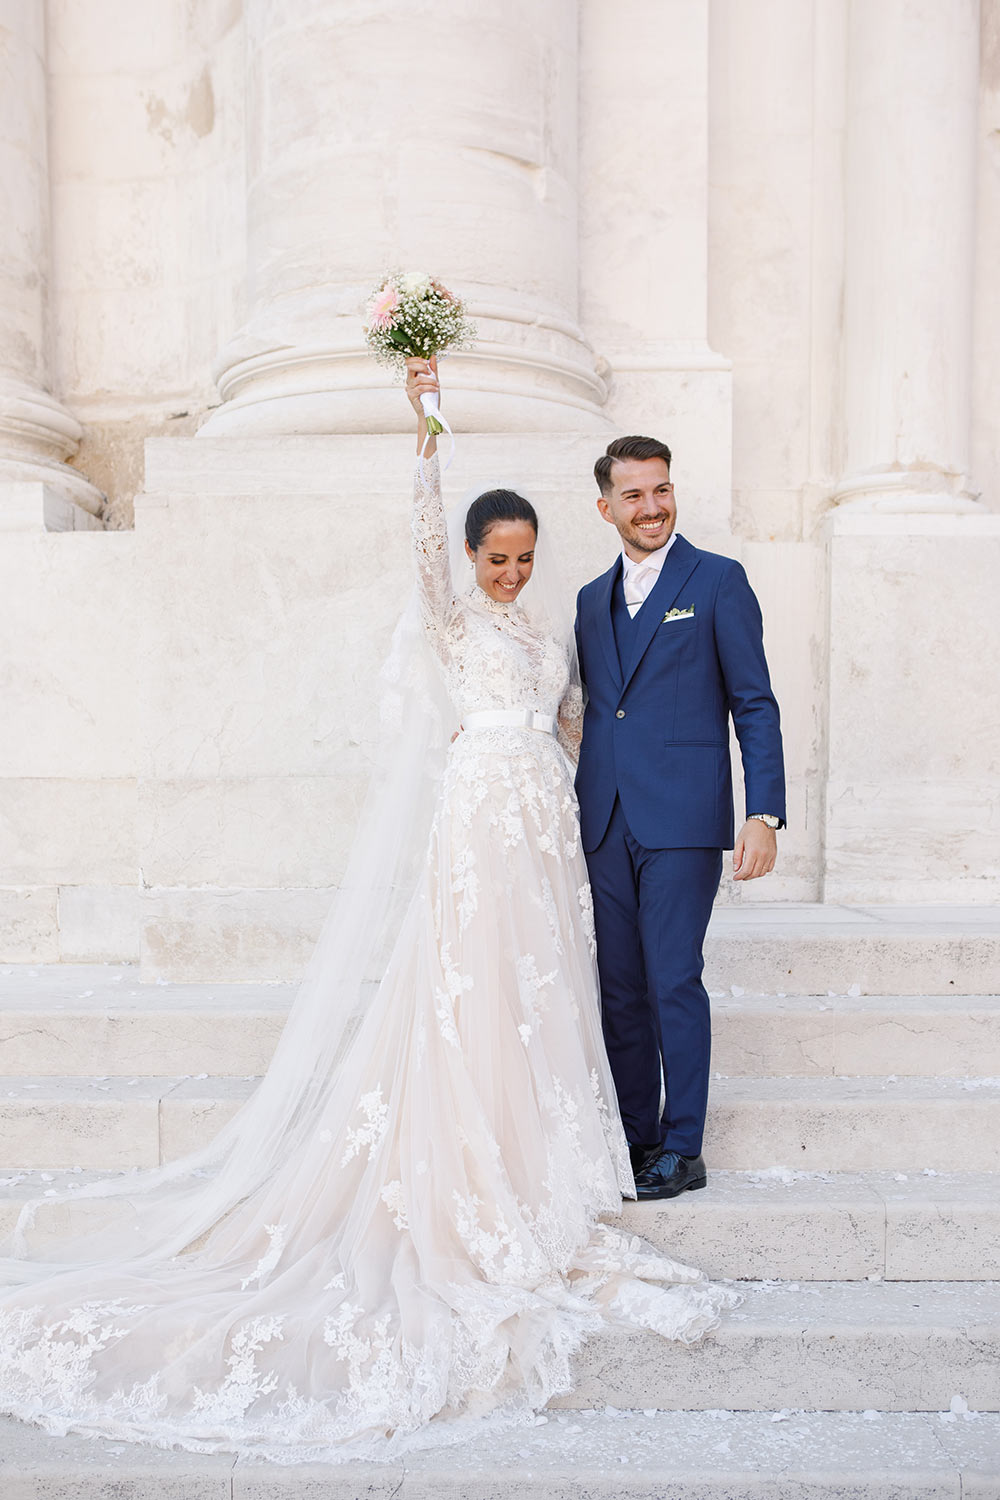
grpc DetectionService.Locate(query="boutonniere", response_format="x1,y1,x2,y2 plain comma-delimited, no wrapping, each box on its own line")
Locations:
662,605,695,623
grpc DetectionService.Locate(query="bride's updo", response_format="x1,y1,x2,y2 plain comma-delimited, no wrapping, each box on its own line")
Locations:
465,489,538,551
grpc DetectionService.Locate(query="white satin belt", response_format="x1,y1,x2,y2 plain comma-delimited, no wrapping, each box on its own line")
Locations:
462,709,557,736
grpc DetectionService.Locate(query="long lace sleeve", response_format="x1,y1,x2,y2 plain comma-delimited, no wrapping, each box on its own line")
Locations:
411,455,458,662
557,679,584,765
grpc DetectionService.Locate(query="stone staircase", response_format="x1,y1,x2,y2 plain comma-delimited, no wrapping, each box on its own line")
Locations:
1,904,998,1496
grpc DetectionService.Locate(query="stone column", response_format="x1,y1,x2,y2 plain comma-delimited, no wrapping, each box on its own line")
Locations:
834,0,981,512
823,0,996,904
0,1,102,527
578,0,732,544
201,0,606,437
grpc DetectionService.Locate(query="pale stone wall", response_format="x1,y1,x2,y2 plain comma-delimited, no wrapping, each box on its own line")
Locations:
0,0,997,975
0,1,102,519
46,0,245,525
973,0,1000,509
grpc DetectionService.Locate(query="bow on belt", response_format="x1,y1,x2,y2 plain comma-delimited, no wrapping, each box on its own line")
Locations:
461,709,556,736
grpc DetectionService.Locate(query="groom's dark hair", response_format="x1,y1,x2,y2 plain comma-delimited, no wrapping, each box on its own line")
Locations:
594,435,673,495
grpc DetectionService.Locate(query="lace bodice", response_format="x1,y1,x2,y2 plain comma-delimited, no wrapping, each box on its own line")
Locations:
412,458,582,756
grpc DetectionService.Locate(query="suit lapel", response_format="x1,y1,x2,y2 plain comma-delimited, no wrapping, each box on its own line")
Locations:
593,558,623,689
620,535,701,693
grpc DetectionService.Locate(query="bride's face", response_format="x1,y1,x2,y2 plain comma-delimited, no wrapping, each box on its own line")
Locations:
466,520,536,603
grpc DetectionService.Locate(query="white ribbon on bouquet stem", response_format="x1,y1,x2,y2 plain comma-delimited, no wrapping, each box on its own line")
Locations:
419,390,455,471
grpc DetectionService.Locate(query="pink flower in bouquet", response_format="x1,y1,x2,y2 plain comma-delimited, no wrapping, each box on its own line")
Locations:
367,283,399,330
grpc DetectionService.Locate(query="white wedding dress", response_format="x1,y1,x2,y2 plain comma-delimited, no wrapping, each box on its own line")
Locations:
0,459,732,1464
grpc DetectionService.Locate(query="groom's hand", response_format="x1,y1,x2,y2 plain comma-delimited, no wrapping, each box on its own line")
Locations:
733,820,777,881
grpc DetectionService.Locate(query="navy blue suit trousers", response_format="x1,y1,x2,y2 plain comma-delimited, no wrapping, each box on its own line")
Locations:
586,798,721,1155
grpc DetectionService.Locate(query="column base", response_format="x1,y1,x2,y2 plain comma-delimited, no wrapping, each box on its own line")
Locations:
831,469,982,514
198,290,611,438
0,377,105,522
199,373,612,438
0,478,104,531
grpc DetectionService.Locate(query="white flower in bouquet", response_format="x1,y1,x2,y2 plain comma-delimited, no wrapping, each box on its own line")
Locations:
364,272,475,435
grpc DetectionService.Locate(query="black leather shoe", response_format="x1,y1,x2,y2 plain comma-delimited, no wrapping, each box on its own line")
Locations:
628,1141,661,1177
633,1150,707,1200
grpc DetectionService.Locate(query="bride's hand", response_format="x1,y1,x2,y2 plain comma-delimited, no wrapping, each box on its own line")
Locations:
406,356,439,456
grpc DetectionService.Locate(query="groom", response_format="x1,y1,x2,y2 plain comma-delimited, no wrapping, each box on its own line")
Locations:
575,435,785,1200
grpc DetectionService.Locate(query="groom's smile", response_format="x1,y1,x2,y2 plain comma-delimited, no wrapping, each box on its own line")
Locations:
596,455,677,561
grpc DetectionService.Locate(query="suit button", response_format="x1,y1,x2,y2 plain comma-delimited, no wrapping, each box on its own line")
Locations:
616,709,626,719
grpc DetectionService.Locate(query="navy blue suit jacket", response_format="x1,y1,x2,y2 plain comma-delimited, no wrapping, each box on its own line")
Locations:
574,534,786,853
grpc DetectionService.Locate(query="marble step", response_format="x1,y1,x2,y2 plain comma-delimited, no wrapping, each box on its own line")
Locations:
1,1408,997,1499
703,904,1000,995
554,1280,1000,1413
129,902,1000,991
703,1075,1000,1171
2,1167,997,1283
1,967,998,1079
0,968,292,1077
0,1075,253,1169
0,969,291,1077
622,1169,1000,1282
0,1074,997,1172
710,991,1000,1078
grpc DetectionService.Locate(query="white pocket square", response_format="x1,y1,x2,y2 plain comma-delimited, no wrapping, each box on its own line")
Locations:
662,605,695,624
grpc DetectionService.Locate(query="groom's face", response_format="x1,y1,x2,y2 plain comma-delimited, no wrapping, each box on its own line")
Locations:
597,457,677,562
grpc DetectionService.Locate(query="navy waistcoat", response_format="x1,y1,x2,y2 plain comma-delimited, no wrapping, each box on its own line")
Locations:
610,573,640,672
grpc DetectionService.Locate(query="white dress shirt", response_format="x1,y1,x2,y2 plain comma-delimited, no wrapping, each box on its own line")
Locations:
621,533,677,618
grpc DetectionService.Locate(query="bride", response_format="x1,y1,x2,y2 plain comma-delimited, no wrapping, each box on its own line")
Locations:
0,361,733,1463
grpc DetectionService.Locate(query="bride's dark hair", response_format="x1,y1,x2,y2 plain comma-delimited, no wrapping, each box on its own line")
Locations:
465,489,538,551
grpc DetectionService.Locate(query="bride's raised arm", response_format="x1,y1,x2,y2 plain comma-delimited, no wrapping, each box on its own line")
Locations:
406,357,458,659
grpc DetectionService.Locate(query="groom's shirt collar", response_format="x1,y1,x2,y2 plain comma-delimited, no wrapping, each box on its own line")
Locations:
620,531,677,583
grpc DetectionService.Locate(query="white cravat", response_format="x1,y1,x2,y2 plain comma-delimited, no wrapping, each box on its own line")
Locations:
623,563,656,617
622,534,676,618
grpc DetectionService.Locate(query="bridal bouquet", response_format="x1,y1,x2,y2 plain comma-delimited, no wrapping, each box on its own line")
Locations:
364,272,475,435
